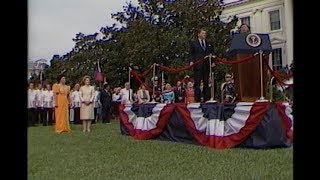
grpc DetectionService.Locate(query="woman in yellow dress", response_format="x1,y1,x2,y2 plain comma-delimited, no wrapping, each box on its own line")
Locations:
52,74,71,133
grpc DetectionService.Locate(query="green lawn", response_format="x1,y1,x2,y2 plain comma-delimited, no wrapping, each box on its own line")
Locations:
28,121,293,180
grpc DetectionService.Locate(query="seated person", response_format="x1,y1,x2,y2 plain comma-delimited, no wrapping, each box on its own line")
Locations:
174,81,185,103
132,92,139,104
120,82,133,104
151,76,162,102
137,85,150,104
185,81,195,104
221,73,236,103
195,80,205,103
162,83,175,104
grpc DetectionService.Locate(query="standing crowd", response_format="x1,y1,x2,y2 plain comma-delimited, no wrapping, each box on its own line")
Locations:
28,75,121,133
28,71,236,134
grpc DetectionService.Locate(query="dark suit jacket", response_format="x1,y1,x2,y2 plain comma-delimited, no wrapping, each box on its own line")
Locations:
189,39,214,70
195,86,206,102
100,89,112,109
174,87,186,103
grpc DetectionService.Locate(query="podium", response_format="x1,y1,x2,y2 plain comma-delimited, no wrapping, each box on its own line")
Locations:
228,33,273,102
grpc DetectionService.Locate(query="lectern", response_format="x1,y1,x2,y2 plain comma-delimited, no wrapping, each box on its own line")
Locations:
228,33,273,102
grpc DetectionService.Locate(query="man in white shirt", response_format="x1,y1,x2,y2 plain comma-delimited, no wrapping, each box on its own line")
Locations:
93,86,101,123
120,82,133,104
41,84,54,126
28,83,37,126
70,84,81,124
35,84,44,125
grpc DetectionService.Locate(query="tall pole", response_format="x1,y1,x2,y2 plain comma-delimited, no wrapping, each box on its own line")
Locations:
128,67,131,85
161,71,164,92
208,55,216,102
40,70,42,83
128,67,131,101
151,63,156,102
259,50,265,101
39,62,43,85
97,61,102,89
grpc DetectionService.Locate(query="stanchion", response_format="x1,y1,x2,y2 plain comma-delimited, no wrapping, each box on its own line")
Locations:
207,55,217,103
257,50,268,102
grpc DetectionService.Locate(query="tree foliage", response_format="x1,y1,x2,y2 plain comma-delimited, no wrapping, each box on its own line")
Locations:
43,0,237,96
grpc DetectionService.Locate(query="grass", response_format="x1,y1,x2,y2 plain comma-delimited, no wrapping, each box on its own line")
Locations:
28,121,293,180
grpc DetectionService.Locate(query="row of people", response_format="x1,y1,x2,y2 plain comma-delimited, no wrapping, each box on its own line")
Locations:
27,82,101,126
28,75,109,133
118,74,236,104
28,73,235,133
28,83,54,126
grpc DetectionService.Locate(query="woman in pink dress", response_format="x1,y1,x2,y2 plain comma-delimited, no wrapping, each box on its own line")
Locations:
185,81,195,104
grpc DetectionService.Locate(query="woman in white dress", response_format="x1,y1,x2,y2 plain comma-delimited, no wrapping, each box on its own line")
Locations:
79,76,95,132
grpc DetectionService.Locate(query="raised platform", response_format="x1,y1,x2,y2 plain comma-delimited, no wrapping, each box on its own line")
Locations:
119,101,293,150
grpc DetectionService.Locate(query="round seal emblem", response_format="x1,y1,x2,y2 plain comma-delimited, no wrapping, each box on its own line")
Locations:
246,33,261,47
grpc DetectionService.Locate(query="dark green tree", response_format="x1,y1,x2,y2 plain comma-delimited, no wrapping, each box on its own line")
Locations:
107,0,238,96
44,0,238,97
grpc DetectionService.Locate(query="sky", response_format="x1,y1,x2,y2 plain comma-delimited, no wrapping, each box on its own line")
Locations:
28,0,138,62
28,0,236,63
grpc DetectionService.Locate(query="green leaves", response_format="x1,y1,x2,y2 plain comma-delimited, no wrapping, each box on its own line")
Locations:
44,0,237,89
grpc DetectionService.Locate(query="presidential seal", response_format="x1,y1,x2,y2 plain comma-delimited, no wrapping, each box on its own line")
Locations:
246,33,261,47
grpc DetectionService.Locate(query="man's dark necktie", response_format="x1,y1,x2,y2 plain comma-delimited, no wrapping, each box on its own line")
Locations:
201,40,206,50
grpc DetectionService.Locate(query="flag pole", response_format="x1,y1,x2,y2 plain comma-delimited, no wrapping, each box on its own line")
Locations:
151,63,156,102
128,66,131,88
128,66,131,101
97,61,102,89
161,71,164,93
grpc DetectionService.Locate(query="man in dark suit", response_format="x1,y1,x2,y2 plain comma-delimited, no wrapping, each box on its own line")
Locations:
195,80,205,103
189,28,214,101
100,83,112,123
174,81,185,103
151,76,162,102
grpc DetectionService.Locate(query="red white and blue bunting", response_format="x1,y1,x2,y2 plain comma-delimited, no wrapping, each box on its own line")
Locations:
119,102,293,149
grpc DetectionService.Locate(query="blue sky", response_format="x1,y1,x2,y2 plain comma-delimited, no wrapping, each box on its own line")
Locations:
28,0,138,62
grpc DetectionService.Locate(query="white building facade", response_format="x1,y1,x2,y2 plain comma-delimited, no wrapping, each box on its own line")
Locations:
28,59,49,80
221,0,293,70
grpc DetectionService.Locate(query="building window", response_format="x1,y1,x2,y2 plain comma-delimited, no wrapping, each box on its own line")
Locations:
240,16,250,27
269,10,281,30
272,48,283,70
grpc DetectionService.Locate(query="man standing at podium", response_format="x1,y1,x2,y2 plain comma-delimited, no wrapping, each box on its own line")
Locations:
189,28,214,101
